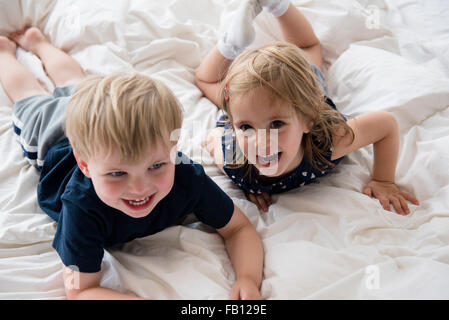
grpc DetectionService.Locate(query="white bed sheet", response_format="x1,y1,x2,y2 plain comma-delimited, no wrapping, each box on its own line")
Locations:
0,0,448,299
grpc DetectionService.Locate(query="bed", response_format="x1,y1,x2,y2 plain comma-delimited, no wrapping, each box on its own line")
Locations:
0,0,448,299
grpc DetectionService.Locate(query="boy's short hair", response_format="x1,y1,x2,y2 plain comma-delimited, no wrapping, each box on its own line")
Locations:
65,72,183,163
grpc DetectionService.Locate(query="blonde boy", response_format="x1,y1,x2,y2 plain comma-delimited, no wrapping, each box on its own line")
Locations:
0,28,263,300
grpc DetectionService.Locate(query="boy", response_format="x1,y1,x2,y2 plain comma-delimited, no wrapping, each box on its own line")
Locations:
0,27,264,300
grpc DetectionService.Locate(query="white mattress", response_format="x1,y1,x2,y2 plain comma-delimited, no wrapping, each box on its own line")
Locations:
0,0,448,299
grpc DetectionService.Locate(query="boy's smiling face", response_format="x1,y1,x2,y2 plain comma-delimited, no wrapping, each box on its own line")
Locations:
75,143,175,218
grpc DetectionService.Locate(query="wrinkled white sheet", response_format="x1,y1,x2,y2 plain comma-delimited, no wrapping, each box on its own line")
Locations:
0,0,448,299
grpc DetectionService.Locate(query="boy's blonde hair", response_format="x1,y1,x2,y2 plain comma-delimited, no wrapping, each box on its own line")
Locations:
65,72,183,163
219,42,353,171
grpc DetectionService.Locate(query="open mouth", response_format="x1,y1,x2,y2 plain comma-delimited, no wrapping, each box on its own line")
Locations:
257,152,281,167
122,194,155,211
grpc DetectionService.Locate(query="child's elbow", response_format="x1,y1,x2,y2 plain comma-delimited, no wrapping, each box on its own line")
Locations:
194,72,205,93
381,111,398,133
194,73,202,89
65,288,80,300
194,67,204,85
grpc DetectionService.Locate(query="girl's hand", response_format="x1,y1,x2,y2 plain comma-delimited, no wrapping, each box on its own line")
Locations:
229,277,261,300
246,192,271,212
363,180,419,215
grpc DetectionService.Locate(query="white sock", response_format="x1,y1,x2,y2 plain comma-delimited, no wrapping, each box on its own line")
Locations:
259,0,290,17
217,0,262,60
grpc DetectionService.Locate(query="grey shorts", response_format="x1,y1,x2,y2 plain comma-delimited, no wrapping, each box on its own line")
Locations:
13,85,74,169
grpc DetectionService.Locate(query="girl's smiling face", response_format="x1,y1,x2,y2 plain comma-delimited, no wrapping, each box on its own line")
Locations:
75,143,175,218
229,87,310,177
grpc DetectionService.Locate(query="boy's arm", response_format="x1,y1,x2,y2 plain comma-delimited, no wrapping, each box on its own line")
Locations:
62,266,145,300
217,205,264,300
331,111,419,214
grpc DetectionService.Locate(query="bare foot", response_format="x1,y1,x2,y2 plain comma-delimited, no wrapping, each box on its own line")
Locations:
9,27,48,53
0,36,17,56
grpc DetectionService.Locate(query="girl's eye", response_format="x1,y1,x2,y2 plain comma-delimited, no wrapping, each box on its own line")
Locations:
239,124,253,131
270,120,284,129
149,163,164,170
110,171,126,177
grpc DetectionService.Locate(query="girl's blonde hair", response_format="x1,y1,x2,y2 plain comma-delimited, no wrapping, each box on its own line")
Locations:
65,72,183,163
219,42,353,171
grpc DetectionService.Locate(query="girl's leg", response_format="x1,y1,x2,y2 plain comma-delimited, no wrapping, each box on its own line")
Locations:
10,27,85,88
0,36,50,103
261,1,323,69
195,0,262,107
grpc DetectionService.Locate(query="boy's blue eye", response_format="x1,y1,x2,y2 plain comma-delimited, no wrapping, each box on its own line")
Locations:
239,124,253,131
149,163,164,170
110,171,126,177
270,120,284,129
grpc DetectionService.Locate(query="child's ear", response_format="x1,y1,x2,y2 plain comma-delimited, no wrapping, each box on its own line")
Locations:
303,119,313,134
73,153,91,178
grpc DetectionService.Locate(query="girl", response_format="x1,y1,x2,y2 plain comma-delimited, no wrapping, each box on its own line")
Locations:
195,0,419,214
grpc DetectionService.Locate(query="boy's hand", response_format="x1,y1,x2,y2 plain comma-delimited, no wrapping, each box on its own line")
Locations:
230,277,261,300
246,192,271,212
218,206,264,301
363,180,419,215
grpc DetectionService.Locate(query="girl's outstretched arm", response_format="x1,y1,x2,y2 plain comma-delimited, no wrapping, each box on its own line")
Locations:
331,111,419,215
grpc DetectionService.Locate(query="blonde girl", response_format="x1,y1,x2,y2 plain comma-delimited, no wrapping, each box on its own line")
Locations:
195,0,419,213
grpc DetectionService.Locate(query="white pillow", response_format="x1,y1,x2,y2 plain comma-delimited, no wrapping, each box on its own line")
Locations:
0,0,56,35
252,0,391,66
327,42,449,132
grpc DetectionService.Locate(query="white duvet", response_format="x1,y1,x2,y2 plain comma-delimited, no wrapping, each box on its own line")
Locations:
0,0,448,299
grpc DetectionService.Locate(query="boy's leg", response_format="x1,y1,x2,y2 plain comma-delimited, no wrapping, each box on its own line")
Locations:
261,1,323,69
0,36,50,103
1,35,67,169
10,27,85,88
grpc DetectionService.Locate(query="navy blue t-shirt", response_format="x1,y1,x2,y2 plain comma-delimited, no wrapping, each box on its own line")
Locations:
37,138,235,273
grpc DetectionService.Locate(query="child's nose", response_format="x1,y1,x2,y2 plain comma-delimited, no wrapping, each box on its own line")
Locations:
256,129,278,155
128,175,150,194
